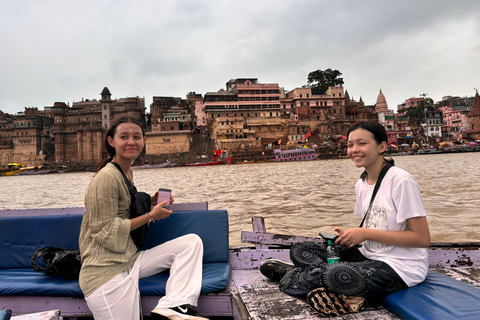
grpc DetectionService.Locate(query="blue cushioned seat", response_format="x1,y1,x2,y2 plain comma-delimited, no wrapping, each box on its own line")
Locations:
0,210,231,298
382,269,480,320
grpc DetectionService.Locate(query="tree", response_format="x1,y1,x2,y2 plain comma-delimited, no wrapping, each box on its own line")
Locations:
307,69,344,95
405,98,434,127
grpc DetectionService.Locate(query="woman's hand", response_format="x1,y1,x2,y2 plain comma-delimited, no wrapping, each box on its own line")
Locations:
334,217,431,248
150,201,172,220
150,191,175,206
335,228,366,248
151,191,158,206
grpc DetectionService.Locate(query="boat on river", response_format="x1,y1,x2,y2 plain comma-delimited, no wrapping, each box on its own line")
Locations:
184,160,222,166
273,148,320,162
1,205,479,319
132,162,176,170
0,163,24,176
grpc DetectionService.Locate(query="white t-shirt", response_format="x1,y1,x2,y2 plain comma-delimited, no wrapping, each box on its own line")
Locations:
354,166,429,287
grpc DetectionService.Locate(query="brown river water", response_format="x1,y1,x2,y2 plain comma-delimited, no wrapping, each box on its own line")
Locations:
2,152,480,247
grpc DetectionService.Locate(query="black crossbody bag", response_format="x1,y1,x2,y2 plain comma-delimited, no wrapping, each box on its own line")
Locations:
359,163,392,228
111,162,151,248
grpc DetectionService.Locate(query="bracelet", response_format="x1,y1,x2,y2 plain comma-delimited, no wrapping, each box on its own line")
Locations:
147,212,155,226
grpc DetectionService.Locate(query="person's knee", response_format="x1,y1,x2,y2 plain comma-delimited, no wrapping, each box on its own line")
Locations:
323,263,367,297
184,233,203,248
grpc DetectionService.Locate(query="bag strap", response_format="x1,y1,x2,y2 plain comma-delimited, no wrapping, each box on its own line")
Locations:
31,246,56,271
359,163,392,228
110,161,137,195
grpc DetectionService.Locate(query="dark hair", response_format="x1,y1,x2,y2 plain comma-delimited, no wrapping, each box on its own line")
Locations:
96,116,145,171
347,121,394,180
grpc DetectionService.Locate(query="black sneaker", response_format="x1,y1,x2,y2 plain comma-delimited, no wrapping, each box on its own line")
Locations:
290,242,327,268
260,259,295,282
151,304,208,320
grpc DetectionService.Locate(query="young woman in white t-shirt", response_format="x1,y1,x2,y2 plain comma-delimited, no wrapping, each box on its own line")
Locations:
260,121,431,317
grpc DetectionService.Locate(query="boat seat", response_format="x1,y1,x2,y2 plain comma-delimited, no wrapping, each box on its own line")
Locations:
382,269,480,320
0,210,231,298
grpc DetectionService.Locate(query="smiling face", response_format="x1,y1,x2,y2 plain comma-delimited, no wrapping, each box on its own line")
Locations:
347,128,387,170
107,122,145,163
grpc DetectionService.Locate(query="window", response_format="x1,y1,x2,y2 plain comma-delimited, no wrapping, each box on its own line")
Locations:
163,138,170,142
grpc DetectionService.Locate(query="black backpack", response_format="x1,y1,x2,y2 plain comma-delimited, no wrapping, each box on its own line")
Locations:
31,246,81,280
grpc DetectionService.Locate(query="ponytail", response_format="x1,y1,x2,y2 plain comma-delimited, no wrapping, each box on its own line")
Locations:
96,157,113,172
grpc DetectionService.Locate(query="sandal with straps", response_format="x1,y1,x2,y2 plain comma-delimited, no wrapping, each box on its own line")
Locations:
307,287,367,317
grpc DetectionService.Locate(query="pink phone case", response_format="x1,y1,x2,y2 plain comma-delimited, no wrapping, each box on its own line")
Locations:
157,188,171,207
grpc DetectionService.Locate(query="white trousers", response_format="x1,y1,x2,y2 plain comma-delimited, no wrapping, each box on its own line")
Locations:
85,234,204,320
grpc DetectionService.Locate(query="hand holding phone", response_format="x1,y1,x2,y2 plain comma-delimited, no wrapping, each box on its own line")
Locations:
157,188,171,209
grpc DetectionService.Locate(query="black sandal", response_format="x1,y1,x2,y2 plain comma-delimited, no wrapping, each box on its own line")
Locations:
307,287,366,317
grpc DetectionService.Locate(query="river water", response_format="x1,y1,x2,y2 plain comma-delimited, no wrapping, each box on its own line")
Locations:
2,152,480,247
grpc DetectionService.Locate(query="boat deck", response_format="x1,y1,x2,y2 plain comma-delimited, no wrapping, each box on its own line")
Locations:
226,217,480,320
229,265,480,320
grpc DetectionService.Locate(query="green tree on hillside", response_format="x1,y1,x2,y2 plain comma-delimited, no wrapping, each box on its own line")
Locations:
307,69,344,95
405,98,434,127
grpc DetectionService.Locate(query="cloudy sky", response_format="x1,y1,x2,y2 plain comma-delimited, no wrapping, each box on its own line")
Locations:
1,0,479,115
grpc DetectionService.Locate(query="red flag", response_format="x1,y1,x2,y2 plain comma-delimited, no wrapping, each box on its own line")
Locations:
301,131,311,140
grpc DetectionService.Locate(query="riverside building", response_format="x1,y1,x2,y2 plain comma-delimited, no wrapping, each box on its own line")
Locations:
50,87,145,163
146,96,195,155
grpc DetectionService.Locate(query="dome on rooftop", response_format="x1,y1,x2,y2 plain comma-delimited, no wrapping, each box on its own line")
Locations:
375,89,389,113
101,87,111,96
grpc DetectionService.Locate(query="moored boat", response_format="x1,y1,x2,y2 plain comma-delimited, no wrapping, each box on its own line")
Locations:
417,148,441,155
184,160,222,166
273,148,320,161
131,162,176,170
0,163,25,176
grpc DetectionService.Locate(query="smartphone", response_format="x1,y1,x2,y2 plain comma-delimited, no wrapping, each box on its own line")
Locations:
318,232,339,241
157,188,171,209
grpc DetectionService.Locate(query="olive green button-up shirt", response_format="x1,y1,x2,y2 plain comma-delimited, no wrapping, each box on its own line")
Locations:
79,162,140,297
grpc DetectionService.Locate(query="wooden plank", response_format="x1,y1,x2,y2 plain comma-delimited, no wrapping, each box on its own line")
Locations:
229,248,291,270
431,266,480,289
0,297,90,317
230,269,399,320
242,231,323,246
11,310,62,320
0,202,208,217
0,207,85,216
429,246,480,267
1,294,233,318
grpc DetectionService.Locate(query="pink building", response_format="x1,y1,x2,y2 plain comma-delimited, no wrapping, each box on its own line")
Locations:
440,105,467,134
375,90,397,146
